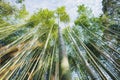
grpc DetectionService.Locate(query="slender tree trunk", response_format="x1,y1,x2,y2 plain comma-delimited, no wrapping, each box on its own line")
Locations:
67,28,98,80
55,62,59,80
58,23,71,80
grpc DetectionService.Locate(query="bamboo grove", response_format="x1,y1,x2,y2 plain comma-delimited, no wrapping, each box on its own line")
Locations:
0,1,120,80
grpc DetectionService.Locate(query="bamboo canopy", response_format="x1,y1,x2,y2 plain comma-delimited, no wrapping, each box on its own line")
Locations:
0,1,120,80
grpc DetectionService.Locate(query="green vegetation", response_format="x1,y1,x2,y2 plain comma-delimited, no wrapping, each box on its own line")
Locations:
0,1,120,80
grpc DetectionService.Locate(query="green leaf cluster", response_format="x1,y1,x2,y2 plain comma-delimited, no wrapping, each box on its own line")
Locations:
28,9,55,27
0,1,13,16
56,6,70,23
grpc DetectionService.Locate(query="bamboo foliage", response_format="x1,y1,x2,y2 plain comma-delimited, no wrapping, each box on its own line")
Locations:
0,3,120,80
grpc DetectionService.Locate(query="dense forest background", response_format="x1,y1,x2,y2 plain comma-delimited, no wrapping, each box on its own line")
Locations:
0,0,120,80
